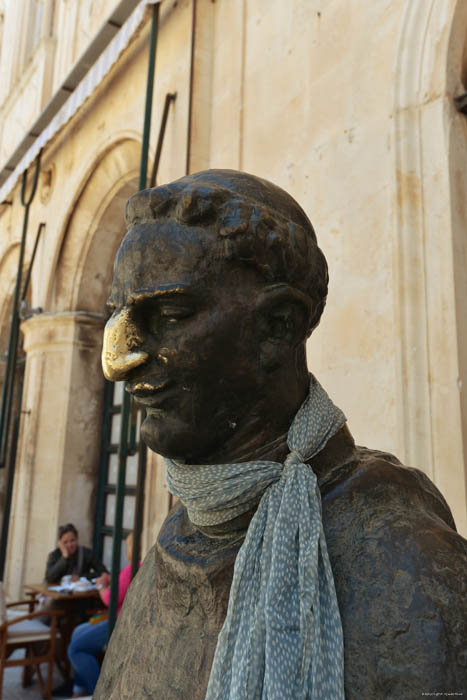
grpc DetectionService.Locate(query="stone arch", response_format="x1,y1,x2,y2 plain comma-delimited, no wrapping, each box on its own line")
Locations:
392,0,467,531
45,136,171,562
49,137,140,313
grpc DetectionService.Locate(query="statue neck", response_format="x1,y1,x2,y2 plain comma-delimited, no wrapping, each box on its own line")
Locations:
196,362,310,466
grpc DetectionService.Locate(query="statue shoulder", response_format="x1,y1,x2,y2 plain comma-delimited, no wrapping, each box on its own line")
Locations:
322,444,466,586
322,447,467,697
323,445,458,531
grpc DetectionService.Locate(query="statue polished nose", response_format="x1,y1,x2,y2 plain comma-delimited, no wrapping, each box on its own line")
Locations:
102,308,149,381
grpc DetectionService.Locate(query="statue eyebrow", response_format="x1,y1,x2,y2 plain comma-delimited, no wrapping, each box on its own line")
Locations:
128,286,190,305
106,286,191,311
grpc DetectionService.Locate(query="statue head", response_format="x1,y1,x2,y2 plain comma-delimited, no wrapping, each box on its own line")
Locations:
102,169,328,462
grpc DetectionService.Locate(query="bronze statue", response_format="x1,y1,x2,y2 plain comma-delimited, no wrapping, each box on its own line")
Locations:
96,170,467,699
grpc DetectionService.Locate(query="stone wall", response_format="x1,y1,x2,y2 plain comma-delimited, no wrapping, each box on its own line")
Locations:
0,0,466,596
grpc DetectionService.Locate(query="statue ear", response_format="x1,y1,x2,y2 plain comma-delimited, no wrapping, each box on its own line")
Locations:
256,285,311,371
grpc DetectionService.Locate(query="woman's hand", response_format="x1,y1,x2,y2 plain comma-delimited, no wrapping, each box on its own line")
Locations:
96,572,110,590
58,539,69,559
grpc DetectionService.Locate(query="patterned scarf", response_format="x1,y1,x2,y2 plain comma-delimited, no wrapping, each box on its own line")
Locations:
165,375,346,699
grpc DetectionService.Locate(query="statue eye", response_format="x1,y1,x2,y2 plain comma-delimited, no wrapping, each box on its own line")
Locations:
147,305,193,333
159,305,193,322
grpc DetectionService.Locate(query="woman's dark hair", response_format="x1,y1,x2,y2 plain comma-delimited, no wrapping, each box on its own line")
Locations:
58,523,78,539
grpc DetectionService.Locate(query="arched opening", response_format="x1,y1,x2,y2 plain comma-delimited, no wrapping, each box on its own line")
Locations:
392,0,467,533
447,3,467,528
6,140,145,595
46,139,141,549
49,138,141,313
74,180,137,313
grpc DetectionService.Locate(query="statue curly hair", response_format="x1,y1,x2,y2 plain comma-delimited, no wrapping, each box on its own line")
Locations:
125,169,329,335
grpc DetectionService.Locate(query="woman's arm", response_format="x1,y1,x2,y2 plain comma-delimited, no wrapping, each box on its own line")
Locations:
100,564,133,609
95,572,111,604
81,547,109,579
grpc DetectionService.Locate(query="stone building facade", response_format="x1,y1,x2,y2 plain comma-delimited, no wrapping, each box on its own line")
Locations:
0,0,466,599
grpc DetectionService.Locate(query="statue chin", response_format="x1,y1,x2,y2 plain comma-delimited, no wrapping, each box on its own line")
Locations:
141,415,184,461
140,412,214,463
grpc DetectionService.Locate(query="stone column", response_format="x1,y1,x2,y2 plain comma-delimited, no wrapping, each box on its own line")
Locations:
5,311,106,597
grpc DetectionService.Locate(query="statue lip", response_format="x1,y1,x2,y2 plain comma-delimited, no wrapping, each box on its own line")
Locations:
127,380,171,405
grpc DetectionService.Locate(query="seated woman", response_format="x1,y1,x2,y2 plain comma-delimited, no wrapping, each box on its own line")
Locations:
45,523,107,584
67,533,139,698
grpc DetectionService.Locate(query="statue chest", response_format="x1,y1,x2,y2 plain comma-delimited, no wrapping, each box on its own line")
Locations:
137,505,243,699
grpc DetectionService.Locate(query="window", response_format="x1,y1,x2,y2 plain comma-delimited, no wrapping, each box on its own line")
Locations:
94,380,144,572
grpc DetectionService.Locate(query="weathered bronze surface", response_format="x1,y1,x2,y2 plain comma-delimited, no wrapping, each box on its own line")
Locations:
95,170,467,699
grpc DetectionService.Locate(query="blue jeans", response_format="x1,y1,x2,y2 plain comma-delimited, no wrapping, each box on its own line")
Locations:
68,619,108,694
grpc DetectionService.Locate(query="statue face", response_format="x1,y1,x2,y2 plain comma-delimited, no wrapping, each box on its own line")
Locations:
103,221,264,462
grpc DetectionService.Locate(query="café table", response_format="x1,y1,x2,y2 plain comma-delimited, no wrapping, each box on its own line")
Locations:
24,582,100,678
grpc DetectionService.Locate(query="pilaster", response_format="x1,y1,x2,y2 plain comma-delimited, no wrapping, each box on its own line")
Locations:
5,311,106,597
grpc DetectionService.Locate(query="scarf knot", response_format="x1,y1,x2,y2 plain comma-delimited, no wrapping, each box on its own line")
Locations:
284,448,306,470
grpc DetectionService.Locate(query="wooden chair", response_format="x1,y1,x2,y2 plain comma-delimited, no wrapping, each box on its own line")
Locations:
0,582,62,699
